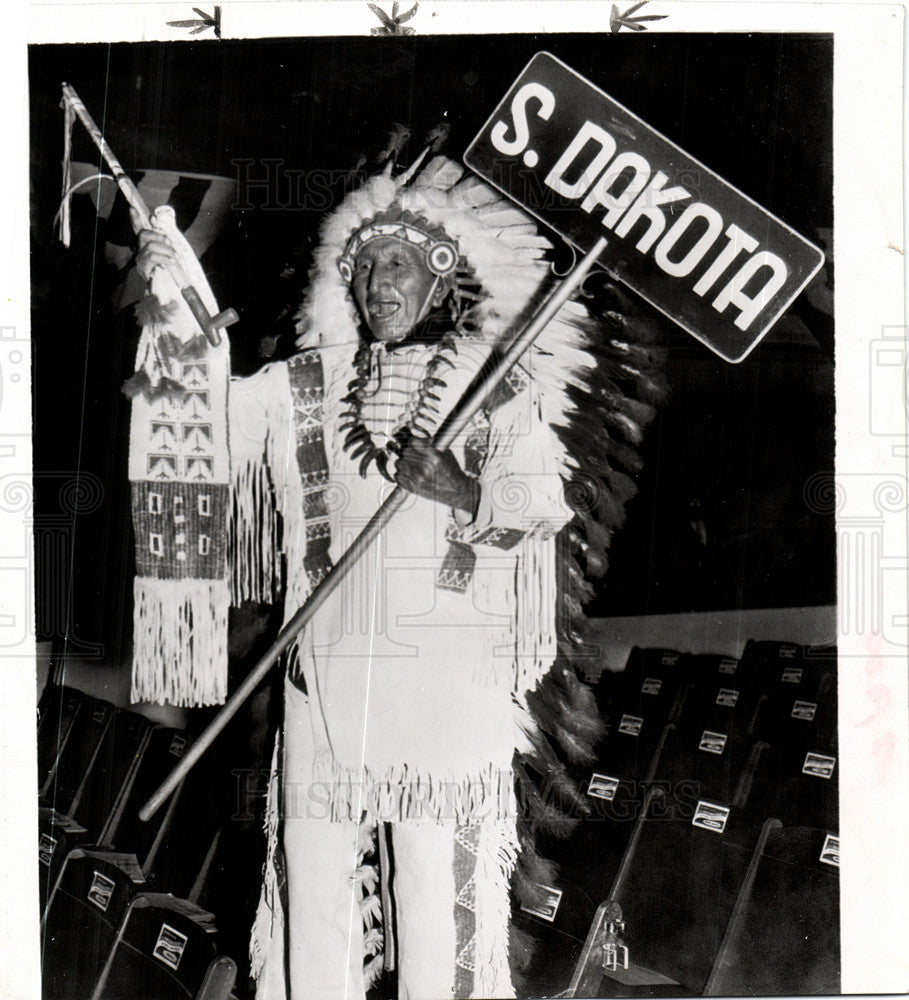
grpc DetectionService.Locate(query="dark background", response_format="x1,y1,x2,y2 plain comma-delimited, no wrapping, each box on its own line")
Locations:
29,34,835,662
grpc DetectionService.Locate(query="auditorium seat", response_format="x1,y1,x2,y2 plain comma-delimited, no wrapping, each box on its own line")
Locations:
38,709,156,916
512,638,838,998
750,665,837,751
596,647,691,722
687,652,743,688
41,848,235,1000
523,650,718,984
739,644,837,831
87,893,230,1000
587,646,695,795
103,727,193,861
705,824,840,995
652,662,766,825
533,704,682,946
740,721,838,833
138,740,228,901
42,849,148,999
37,685,86,793
606,786,777,994
71,710,152,835
40,696,117,816
36,678,244,998
38,808,90,919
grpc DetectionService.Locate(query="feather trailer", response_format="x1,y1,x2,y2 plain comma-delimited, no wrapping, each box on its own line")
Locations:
509,273,667,954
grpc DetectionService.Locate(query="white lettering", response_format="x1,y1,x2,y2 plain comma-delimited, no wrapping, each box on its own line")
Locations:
490,83,556,157
713,251,789,331
693,224,759,296
654,203,724,278
545,121,617,201
613,171,691,252
583,151,652,225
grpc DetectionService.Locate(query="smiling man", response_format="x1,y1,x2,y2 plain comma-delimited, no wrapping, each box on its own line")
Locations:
350,236,447,343
131,154,628,999
227,159,582,1000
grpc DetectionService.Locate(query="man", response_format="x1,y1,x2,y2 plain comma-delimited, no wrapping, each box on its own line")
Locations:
131,153,653,999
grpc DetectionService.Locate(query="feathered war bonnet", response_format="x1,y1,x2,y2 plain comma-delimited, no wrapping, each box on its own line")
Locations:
293,153,610,483
292,151,666,580
296,155,590,361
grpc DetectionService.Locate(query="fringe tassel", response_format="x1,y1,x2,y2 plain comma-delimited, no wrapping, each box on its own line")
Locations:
250,751,386,995
312,751,515,827
230,458,283,605
513,533,559,698
130,576,229,706
354,820,385,991
473,819,520,999
250,730,285,991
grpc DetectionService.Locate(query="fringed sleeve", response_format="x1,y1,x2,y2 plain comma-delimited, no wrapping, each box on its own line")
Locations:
452,381,573,703
456,379,573,547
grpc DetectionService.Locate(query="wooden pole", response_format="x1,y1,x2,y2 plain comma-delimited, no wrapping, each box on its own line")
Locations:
61,83,238,346
138,234,609,823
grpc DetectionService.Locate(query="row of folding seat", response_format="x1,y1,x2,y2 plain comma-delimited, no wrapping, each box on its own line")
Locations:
515,640,839,998
37,683,239,1000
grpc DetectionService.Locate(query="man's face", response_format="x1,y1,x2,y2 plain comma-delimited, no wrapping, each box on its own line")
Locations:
351,237,444,343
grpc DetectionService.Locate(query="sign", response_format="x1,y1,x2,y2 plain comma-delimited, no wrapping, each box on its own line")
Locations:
465,52,825,363
692,800,731,834
699,730,728,755
716,688,739,708
153,923,189,971
792,700,818,721
618,713,643,736
819,834,840,868
38,833,57,868
803,752,837,779
641,677,662,696
587,773,620,801
520,885,563,923
87,871,116,913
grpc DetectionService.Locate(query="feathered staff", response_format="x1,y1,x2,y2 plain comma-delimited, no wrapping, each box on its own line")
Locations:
58,84,239,347
57,83,241,706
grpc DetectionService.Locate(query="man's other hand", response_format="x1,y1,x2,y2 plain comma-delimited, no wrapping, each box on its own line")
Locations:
394,437,480,517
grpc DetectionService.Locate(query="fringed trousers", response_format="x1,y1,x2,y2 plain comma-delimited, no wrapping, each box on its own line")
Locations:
269,685,517,1000
284,815,494,1000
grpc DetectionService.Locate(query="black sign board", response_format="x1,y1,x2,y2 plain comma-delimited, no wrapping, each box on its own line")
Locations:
465,52,825,363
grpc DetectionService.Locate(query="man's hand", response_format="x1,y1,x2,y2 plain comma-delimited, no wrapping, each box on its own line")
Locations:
130,208,178,282
394,437,480,517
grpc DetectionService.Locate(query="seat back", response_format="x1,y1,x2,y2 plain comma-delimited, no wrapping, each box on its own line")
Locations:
706,825,840,995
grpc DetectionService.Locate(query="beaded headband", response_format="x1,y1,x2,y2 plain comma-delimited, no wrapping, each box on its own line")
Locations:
337,211,459,284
